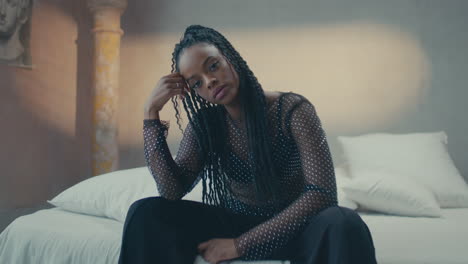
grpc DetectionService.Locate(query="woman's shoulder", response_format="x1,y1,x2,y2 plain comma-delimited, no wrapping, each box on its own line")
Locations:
275,91,314,111
264,91,313,110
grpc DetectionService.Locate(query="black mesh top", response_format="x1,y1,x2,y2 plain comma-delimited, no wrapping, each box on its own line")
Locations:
143,92,338,261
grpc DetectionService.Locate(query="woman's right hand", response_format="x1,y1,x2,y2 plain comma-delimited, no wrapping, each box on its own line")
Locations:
144,72,190,119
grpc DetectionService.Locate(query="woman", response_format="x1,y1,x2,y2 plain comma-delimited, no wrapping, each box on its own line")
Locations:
118,25,377,264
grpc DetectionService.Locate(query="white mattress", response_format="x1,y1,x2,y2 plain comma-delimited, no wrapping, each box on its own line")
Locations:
1,207,468,264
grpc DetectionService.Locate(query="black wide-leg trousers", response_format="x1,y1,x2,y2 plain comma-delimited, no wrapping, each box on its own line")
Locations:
118,196,377,264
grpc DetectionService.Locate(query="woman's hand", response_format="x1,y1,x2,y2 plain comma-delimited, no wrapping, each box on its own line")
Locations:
198,238,240,264
143,72,190,118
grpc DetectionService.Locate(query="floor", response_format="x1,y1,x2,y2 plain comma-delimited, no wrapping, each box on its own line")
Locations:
0,202,54,234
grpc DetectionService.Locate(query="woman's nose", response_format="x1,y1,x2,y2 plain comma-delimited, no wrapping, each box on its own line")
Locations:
206,76,218,90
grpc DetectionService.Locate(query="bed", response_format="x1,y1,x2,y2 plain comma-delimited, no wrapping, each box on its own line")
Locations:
1,206,468,264
2,131,468,263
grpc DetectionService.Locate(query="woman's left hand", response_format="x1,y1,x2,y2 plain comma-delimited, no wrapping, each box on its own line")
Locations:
197,238,240,264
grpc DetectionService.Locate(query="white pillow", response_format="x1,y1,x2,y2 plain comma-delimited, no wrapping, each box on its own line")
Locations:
335,167,358,210
338,131,468,208
45,165,362,222
48,165,207,222
342,170,441,217
47,167,159,222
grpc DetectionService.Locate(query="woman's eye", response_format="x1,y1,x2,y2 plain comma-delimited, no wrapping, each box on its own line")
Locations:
191,80,201,89
209,61,219,72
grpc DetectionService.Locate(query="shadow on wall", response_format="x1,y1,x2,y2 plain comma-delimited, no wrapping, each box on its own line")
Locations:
0,0,94,210
0,65,80,209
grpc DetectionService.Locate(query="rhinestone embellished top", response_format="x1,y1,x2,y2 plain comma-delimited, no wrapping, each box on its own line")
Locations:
143,92,338,260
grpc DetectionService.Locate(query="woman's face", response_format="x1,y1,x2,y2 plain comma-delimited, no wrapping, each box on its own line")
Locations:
178,43,240,106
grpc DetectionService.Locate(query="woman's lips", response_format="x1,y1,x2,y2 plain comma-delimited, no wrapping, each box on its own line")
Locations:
214,85,227,100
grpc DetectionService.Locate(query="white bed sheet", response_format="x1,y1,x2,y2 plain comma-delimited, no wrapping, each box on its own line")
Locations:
1,207,468,264
0,208,123,264
359,208,468,264
0,208,288,264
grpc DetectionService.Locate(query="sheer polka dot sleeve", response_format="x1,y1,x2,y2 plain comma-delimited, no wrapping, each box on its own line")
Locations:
233,99,338,260
143,119,205,200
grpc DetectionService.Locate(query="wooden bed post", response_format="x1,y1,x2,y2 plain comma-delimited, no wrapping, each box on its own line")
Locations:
87,0,128,176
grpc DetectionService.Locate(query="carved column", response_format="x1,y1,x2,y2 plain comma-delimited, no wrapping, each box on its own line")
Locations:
87,0,127,175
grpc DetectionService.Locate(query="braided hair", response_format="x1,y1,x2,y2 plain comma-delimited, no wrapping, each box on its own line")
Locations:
170,25,281,208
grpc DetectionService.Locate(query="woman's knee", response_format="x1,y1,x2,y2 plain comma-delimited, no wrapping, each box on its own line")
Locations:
125,196,171,222
320,206,369,237
129,196,167,211
121,197,178,247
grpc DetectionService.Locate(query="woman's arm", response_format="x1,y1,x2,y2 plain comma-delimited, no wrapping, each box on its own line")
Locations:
143,117,205,200
233,96,338,260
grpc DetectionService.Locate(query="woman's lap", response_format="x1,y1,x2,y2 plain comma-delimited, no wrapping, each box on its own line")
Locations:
119,196,257,263
126,196,239,239
120,197,376,264
122,196,263,247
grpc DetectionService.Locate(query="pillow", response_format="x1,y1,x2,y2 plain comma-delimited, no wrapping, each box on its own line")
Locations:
47,167,159,222
342,170,442,217
334,167,358,210
338,131,468,208
46,165,358,222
